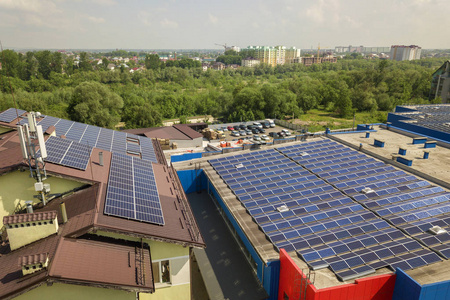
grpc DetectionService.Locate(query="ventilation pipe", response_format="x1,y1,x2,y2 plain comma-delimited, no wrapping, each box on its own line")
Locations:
99,152,104,166
60,202,68,224
25,201,34,214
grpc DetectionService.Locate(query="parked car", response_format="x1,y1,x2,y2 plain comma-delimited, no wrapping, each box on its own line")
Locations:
245,129,252,135
259,128,265,133
231,130,240,137
269,132,278,138
239,130,246,136
247,124,255,130
278,131,286,137
282,129,291,136
262,121,270,128
252,128,259,134
253,122,263,129
261,135,270,141
253,135,261,141
227,126,234,131
239,124,246,130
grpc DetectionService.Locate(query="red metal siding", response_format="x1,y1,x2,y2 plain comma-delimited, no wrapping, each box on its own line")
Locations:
279,249,396,300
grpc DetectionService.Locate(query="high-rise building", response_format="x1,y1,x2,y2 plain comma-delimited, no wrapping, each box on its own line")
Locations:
390,45,422,61
243,46,301,67
430,61,450,103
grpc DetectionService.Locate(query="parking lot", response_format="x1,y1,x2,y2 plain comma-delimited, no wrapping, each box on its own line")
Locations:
209,121,296,143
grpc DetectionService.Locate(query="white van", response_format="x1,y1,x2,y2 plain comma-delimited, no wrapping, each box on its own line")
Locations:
266,119,275,128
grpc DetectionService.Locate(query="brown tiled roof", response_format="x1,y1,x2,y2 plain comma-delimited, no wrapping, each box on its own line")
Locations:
0,235,60,299
49,238,153,291
173,124,203,139
0,131,24,171
143,126,192,140
19,253,48,266
45,125,55,135
0,121,204,298
3,211,57,225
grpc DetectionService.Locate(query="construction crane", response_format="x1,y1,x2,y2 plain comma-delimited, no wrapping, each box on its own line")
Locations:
215,43,227,50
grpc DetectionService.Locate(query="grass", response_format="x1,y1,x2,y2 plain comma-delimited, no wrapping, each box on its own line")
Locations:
292,107,388,133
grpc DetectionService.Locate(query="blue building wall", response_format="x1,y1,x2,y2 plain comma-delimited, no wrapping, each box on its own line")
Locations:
393,268,450,300
395,106,418,113
171,152,203,163
393,269,422,300
177,169,207,194
176,169,279,300
387,113,450,143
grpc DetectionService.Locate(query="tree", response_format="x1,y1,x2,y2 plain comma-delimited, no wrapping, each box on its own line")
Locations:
24,52,38,80
145,54,161,70
79,52,92,71
35,50,53,79
68,82,123,128
51,51,63,74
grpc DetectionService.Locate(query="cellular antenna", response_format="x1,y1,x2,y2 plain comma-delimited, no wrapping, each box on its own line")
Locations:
18,111,50,205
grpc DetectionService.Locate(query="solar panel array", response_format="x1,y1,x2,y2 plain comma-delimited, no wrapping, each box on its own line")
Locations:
19,115,157,163
0,108,27,123
41,136,93,170
104,153,164,225
210,139,447,281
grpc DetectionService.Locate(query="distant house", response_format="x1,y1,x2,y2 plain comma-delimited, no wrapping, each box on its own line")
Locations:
241,57,260,67
227,64,239,69
201,63,209,72
211,62,225,71
430,60,450,103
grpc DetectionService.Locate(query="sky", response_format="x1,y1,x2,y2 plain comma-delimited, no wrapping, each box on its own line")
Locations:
0,0,447,50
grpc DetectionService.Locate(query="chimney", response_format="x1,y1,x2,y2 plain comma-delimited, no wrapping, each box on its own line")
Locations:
60,202,68,224
25,201,34,214
20,253,49,276
99,152,104,166
3,211,58,251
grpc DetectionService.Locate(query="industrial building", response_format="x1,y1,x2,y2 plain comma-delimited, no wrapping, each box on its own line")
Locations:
388,104,450,142
173,105,450,300
0,108,204,300
429,61,450,103
390,45,422,61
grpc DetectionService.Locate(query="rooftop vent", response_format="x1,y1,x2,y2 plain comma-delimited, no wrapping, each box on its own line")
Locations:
429,226,447,235
276,205,289,213
235,163,244,169
361,187,375,194
19,253,49,276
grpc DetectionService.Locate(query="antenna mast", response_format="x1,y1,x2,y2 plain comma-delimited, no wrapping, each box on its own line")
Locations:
17,111,50,205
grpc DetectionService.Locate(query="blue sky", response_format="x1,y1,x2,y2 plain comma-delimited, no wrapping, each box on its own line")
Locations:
0,0,447,50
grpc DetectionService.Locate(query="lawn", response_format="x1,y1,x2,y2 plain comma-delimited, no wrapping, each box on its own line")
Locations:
292,107,388,133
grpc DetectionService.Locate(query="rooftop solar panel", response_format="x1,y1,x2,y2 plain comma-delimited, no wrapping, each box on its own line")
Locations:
42,136,92,170
104,153,164,225
0,108,27,123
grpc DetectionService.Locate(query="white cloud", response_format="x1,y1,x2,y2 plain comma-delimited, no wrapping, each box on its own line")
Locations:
0,0,60,14
208,13,218,24
160,18,178,29
87,16,106,23
138,11,152,26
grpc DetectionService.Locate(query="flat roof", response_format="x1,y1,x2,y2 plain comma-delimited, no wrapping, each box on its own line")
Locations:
174,132,450,288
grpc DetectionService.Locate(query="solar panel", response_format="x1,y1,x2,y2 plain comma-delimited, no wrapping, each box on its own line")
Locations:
0,108,27,123
104,153,164,225
43,136,93,170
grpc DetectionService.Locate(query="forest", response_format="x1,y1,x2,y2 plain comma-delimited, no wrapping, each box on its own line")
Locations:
0,49,447,130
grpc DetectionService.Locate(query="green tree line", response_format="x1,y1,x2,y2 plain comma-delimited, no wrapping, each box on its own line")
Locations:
0,49,447,129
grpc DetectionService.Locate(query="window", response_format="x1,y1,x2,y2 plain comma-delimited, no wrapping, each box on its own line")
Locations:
152,260,171,284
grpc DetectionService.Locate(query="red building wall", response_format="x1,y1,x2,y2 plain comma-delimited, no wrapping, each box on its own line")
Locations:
279,249,396,300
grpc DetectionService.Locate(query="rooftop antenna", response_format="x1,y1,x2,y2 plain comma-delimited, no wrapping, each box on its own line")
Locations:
17,111,50,205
